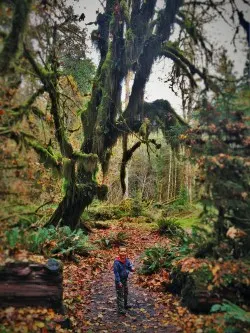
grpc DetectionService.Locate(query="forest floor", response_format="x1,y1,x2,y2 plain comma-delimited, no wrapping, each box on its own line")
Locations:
62,220,222,333
0,218,223,333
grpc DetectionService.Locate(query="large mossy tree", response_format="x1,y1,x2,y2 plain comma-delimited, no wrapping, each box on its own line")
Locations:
1,0,250,230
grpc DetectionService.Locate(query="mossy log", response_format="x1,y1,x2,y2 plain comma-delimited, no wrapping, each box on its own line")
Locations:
0,259,63,312
168,258,250,313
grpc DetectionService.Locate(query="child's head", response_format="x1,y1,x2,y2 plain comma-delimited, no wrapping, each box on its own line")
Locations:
118,246,127,259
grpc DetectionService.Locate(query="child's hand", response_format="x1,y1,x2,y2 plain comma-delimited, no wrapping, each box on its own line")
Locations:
118,282,123,288
131,267,135,272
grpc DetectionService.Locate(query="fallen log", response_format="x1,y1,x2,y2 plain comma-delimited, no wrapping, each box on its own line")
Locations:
0,259,64,313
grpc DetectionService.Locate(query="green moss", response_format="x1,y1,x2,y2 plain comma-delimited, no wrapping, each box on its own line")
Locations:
177,215,200,228
125,28,134,41
74,152,98,173
194,265,213,284
99,45,113,82
120,0,129,22
62,177,69,195
25,138,61,171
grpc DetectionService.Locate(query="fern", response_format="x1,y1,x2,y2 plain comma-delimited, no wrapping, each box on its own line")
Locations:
211,301,250,324
27,228,49,253
211,300,250,332
5,227,20,249
157,218,185,238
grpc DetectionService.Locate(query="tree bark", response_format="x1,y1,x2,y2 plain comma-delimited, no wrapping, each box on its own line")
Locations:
48,182,96,230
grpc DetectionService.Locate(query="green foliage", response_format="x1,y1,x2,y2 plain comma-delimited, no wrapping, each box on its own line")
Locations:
185,83,250,257
51,228,91,257
141,223,215,275
4,226,92,258
88,205,126,221
27,228,51,253
211,301,250,332
140,246,171,275
140,243,193,275
5,227,21,249
156,218,185,238
62,57,95,94
17,214,38,227
131,191,143,217
174,187,189,206
164,188,190,215
96,232,128,249
0,325,12,333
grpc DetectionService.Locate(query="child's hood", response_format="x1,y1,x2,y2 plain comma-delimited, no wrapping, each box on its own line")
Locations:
115,256,128,264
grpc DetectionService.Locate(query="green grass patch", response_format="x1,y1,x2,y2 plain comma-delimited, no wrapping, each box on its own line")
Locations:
176,215,200,229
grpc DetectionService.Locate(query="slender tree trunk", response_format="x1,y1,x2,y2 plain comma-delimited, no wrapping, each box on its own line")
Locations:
174,154,177,199
167,148,172,201
123,71,133,199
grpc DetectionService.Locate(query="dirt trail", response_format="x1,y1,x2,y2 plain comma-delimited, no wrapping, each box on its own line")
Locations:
64,225,210,333
83,256,182,333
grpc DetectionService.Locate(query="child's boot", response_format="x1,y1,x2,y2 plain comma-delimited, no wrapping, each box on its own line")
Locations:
124,295,132,309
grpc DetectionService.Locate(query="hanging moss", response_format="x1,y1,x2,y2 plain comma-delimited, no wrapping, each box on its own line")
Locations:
163,41,184,55
125,28,134,41
120,0,130,23
99,44,113,82
73,152,98,173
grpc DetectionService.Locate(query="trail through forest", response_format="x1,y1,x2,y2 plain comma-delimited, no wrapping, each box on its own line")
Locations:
83,257,180,333
62,222,219,333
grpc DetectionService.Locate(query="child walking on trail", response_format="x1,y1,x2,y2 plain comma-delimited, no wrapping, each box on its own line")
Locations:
113,247,135,315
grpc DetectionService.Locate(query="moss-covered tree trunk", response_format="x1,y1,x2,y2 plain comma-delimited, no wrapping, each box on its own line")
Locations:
20,0,185,229
48,184,96,230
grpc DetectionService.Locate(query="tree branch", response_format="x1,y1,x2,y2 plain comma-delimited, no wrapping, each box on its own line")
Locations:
23,44,74,158
7,87,45,125
161,44,220,93
0,129,62,173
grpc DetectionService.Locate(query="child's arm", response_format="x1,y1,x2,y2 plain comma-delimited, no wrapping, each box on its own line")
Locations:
127,259,135,272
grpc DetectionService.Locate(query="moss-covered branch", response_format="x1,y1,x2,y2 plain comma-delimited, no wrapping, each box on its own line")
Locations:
7,87,45,125
25,137,62,172
161,49,198,88
125,0,183,124
24,45,74,158
0,128,62,172
23,45,53,88
0,0,32,74
161,44,220,93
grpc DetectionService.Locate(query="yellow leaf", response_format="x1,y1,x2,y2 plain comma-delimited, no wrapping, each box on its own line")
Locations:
34,321,45,328
212,264,220,276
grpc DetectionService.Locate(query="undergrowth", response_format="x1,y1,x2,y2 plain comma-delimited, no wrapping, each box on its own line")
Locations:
4,226,93,258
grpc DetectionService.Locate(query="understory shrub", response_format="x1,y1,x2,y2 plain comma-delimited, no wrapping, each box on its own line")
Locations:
141,224,214,275
4,226,93,258
156,218,186,238
139,247,171,275
139,244,191,275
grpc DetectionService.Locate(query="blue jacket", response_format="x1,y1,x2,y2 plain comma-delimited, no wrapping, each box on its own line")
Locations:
113,257,134,283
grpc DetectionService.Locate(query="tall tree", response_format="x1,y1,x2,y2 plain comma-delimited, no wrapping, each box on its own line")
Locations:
1,0,249,229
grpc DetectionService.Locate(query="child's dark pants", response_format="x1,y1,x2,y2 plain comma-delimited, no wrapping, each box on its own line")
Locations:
115,278,128,312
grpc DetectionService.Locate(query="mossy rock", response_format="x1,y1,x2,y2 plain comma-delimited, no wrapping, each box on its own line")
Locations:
169,257,250,313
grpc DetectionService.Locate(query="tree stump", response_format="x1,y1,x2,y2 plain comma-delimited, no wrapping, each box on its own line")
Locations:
0,259,63,312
